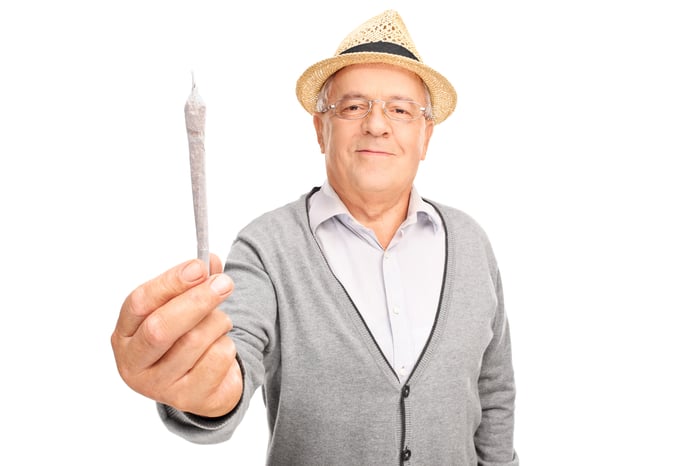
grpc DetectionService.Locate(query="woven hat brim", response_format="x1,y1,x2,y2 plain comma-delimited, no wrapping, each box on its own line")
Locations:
296,52,457,125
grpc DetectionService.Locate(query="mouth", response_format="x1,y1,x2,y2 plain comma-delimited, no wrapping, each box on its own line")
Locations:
357,149,393,157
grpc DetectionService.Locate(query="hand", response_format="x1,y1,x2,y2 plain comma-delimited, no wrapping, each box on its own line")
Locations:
111,255,243,417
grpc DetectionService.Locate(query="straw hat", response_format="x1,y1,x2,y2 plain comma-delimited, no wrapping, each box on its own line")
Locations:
295,10,457,124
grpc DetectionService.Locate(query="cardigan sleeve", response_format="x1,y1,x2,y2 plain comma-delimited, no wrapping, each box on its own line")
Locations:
475,270,519,466
156,233,279,444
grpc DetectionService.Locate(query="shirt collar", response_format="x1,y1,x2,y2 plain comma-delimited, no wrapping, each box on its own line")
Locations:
308,181,442,235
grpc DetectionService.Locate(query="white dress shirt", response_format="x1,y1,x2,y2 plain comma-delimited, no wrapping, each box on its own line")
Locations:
308,182,445,382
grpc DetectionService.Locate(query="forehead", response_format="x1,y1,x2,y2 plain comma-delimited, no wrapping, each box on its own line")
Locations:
329,63,426,100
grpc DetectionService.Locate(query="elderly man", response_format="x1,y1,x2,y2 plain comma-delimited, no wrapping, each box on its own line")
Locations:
112,10,518,465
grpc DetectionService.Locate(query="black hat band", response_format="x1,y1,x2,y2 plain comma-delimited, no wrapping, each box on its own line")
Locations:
340,41,419,61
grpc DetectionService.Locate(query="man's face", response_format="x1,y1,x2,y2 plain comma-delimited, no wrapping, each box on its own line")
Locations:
313,63,434,201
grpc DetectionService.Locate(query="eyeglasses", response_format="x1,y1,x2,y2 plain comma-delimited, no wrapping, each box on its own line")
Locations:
322,98,428,121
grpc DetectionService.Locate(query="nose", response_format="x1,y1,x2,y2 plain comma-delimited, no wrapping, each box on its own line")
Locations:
362,100,391,135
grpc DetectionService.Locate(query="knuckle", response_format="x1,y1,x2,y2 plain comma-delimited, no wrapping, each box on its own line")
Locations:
126,285,149,317
209,336,237,366
141,313,171,347
177,326,203,349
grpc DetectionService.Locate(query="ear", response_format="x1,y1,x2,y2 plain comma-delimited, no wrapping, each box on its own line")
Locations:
313,114,325,154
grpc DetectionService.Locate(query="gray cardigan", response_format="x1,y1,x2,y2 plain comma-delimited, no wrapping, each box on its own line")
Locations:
159,189,518,466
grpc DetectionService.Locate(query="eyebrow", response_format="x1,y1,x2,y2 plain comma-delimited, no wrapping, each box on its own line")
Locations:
337,92,419,102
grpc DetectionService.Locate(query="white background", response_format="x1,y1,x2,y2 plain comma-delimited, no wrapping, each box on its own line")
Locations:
2,1,698,464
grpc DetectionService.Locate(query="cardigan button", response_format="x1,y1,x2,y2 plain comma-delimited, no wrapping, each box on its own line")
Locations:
402,385,410,398
401,447,412,461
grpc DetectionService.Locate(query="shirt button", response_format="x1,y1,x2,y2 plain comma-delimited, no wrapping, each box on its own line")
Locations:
384,252,390,260
398,366,407,377
401,447,411,461
392,305,400,315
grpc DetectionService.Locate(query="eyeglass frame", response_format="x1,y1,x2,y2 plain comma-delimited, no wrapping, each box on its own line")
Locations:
320,98,430,122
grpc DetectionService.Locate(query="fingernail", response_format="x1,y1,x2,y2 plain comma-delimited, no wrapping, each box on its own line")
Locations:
210,274,233,295
182,261,203,282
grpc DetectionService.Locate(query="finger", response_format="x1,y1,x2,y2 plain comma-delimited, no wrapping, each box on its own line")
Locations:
196,355,244,417
209,253,223,275
115,259,209,339
172,334,239,415
126,273,234,369
149,309,233,385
